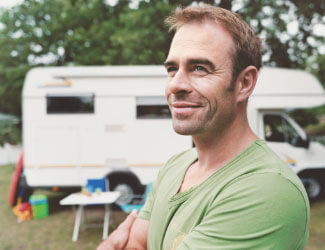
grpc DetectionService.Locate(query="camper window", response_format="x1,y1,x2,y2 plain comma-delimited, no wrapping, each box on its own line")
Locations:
282,118,304,147
263,114,303,146
136,96,171,119
47,94,94,114
263,114,285,142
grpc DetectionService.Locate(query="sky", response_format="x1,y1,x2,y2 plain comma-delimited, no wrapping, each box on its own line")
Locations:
0,0,23,8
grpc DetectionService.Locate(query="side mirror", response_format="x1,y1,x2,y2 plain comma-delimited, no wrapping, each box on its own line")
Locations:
292,134,310,148
304,134,311,149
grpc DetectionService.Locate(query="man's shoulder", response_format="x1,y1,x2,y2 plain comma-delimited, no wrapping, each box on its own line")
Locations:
220,141,310,223
252,140,306,190
219,140,309,209
241,140,300,178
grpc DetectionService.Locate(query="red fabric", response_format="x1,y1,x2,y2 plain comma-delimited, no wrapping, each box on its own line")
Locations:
8,150,23,206
19,202,32,212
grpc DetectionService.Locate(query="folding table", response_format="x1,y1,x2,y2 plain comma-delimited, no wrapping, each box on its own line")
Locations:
60,191,120,242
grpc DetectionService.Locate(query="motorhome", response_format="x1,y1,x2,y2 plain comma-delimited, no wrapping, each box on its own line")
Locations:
15,66,325,205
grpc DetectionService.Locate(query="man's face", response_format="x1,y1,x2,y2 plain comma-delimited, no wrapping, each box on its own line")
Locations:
165,21,238,136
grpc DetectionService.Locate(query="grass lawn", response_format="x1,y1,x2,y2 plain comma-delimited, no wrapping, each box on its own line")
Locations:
0,164,127,250
1,164,325,249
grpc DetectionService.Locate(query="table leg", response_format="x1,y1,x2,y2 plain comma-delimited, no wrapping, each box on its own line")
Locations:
72,205,84,242
103,204,110,240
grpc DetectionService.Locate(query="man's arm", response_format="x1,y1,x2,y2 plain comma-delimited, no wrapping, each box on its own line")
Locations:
125,218,149,249
97,210,149,250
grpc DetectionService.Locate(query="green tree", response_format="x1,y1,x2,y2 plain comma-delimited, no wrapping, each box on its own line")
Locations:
236,0,324,85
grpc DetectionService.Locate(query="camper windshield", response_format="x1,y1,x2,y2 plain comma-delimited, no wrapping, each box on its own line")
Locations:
263,114,306,147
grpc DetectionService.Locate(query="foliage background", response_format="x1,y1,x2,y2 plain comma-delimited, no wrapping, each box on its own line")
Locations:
0,0,324,143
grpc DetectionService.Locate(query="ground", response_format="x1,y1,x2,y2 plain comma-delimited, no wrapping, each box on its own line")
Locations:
1,164,325,250
0,164,128,250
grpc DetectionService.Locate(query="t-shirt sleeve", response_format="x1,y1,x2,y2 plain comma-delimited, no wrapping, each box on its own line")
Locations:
177,172,309,250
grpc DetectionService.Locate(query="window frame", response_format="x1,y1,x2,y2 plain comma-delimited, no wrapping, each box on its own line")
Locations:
262,112,306,147
46,93,95,115
136,96,171,120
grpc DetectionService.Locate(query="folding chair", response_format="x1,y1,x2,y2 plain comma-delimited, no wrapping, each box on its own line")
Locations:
86,178,108,193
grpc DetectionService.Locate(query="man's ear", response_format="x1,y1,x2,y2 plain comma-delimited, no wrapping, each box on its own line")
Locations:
235,66,258,103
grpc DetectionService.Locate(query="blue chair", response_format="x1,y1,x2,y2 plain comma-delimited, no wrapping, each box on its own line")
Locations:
120,183,152,212
86,178,108,193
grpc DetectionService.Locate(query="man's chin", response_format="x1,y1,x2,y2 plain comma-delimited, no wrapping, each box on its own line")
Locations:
173,124,199,136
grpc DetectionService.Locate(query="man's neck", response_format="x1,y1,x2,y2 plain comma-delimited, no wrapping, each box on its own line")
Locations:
178,117,258,193
192,116,259,172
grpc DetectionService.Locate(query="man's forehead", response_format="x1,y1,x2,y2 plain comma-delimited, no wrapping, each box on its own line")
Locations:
172,20,233,43
166,44,214,63
166,20,234,67
171,23,213,46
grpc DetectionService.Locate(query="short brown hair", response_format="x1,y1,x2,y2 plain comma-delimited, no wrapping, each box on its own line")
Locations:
165,4,262,87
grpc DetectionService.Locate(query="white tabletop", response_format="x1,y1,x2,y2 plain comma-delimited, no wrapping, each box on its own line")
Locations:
60,191,120,205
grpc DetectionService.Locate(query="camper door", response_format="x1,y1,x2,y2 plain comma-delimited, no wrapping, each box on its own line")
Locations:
260,111,311,167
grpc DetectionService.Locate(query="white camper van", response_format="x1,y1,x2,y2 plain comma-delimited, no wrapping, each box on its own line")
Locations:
20,66,325,204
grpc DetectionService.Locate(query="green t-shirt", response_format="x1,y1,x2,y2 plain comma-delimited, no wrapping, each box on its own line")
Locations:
138,140,310,250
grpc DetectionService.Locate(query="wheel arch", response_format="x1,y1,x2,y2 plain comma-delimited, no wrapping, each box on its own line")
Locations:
298,168,325,201
298,168,325,179
106,170,145,206
106,170,144,194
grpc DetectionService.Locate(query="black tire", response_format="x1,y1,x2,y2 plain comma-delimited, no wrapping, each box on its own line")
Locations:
108,173,143,206
300,176,322,201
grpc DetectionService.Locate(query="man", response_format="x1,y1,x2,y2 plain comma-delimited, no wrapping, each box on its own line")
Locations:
98,4,309,250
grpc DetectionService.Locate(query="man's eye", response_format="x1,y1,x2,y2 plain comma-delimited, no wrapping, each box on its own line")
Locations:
167,67,177,72
166,66,177,73
194,65,207,72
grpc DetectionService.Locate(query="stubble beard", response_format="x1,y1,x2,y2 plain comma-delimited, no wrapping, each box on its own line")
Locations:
171,107,215,136
170,77,237,136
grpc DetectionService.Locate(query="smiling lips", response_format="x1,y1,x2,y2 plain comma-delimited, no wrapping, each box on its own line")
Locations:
171,101,202,116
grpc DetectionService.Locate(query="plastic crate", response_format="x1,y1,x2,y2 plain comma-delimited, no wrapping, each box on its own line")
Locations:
29,194,49,219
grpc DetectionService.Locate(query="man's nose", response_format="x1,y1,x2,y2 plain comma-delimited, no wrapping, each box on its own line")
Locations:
166,69,192,95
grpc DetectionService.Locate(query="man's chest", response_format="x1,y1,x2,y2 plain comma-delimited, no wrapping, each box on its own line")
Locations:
148,180,219,250
178,162,218,193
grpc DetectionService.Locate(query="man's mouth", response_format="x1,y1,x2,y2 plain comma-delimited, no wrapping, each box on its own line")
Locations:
172,101,201,108
171,101,202,116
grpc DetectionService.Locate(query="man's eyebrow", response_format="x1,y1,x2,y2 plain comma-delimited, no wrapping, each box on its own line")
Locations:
164,60,176,68
164,58,216,71
188,59,215,71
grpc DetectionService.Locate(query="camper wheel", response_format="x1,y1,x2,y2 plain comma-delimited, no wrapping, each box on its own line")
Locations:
299,171,325,201
301,177,321,201
107,173,143,206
